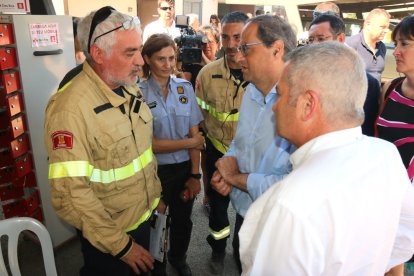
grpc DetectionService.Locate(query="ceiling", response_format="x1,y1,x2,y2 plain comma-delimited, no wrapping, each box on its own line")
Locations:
298,1,414,17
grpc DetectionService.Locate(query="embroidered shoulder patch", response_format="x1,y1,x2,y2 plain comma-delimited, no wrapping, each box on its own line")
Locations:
177,86,184,94
179,96,188,104
52,131,73,150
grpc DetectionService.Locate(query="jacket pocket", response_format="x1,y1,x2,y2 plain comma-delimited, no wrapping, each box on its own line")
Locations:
96,120,134,166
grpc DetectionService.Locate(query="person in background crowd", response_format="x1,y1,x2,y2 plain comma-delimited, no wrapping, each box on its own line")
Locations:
143,0,181,43
58,16,86,89
313,1,340,18
73,16,86,65
239,41,414,276
186,13,200,32
211,15,296,272
45,7,161,275
182,25,220,88
246,12,253,19
376,17,414,274
346,8,390,83
297,1,341,45
308,14,380,136
140,33,204,276
210,14,221,33
255,9,264,16
196,11,249,275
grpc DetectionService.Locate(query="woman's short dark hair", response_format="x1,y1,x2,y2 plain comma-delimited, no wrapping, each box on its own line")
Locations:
210,14,220,23
392,16,414,42
142,33,176,78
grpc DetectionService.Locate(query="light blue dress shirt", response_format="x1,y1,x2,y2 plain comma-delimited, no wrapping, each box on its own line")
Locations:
226,83,294,217
140,77,203,165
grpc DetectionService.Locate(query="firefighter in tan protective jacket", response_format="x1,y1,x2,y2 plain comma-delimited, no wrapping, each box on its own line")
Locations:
44,7,161,276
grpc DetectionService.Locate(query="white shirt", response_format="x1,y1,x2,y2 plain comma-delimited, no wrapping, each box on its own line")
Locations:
142,19,181,43
240,127,414,276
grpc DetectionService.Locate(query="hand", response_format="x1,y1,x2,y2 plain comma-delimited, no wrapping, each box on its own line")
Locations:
190,132,205,150
185,177,201,199
121,242,154,274
215,156,240,183
156,199,166,214
211,170,232,196
385,264,404,276
201,51,212,65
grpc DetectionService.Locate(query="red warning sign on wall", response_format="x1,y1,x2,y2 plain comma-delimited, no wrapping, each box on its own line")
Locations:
0,0,31,14
29,23,61,47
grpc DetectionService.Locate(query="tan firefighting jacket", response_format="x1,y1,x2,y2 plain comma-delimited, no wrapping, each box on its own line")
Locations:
195,57,248,154
44,62,161,257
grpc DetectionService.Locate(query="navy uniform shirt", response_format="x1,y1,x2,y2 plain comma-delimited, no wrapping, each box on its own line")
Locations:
140,77,203,165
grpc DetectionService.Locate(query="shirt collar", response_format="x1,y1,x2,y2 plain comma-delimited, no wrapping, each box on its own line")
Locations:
359,31,382,51
147,76,170,97
249,84,277,106
291,127,363,169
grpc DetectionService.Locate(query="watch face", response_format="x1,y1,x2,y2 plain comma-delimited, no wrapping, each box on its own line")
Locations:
191,173,202,179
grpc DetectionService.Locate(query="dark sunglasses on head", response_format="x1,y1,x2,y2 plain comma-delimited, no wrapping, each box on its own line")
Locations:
159,6,174,11
88,6,115,53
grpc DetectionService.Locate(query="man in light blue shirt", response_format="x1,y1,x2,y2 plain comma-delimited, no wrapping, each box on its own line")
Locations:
211,15,297,272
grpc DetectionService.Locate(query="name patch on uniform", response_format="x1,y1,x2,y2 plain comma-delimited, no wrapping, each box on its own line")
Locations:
52,131,73,150
179,96,188,104
177,86,184,94
148,101,157,109
212,74,223,79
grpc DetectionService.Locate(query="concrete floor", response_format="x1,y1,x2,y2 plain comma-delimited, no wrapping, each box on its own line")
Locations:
9,192,414,276
15,193,239,276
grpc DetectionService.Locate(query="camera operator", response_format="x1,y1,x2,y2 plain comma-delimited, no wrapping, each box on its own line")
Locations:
182,25,220,88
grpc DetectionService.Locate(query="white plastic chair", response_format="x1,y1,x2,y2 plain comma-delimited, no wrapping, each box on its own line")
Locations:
0,217,58,276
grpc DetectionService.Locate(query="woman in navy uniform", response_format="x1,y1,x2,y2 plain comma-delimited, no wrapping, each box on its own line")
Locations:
140,33,204,276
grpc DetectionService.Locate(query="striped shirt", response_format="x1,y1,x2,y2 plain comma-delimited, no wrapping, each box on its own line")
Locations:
376,77,414,180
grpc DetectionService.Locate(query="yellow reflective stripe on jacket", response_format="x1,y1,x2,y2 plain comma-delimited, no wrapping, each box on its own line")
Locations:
209,226,230,240
125,197,160,232
48,160,94,179
57,81,72,93
90,147,153,184
48,146,153,184
207,134,228,155
196,97,239,122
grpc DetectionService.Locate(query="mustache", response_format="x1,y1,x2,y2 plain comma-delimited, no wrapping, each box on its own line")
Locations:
131,66,141,73
226,47,238,53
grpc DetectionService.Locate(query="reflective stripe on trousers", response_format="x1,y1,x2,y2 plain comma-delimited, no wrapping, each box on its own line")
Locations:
209,226,230,240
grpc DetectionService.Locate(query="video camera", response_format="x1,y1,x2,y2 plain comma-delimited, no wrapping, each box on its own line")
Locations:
174,15,207,64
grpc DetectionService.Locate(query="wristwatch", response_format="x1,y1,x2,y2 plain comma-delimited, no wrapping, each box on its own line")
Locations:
189,173,202,180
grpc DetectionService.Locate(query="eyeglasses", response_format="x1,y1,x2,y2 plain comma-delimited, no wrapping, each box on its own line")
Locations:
306,35,333,44
88,11,140,53
313,10,339,19
237,41,265,56
159,6,174,11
